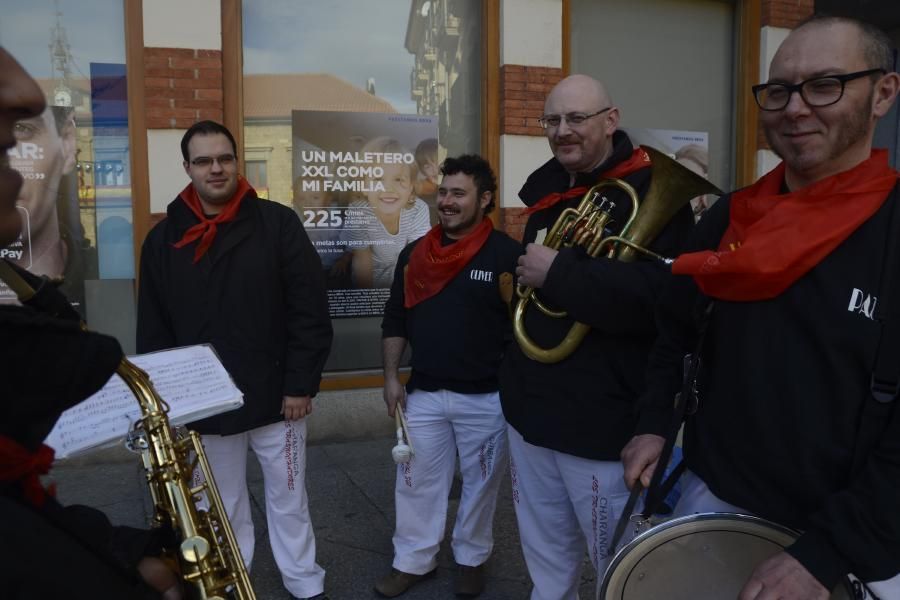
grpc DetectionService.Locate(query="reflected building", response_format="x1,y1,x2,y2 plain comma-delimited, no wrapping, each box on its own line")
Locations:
405,0,481,156
243,74,396,205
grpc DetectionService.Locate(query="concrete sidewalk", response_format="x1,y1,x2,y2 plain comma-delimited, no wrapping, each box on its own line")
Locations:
52,436,597,600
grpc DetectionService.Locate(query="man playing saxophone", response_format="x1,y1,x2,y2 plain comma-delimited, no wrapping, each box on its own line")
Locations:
0,47,180,600
499,74,695,599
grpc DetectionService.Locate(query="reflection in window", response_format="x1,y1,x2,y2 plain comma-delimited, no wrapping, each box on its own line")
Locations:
245,159,268,197
0,0,135,347
242,0,483,371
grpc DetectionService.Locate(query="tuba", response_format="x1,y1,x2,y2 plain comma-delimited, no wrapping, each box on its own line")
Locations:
0,260,256,600
513,145,722,364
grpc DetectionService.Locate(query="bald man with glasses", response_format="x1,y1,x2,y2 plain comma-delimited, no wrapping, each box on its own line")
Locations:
498,74,695,599
624,16,900,600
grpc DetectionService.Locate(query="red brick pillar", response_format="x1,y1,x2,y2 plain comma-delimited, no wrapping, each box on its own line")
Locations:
498,65,564,241
144,48,224,129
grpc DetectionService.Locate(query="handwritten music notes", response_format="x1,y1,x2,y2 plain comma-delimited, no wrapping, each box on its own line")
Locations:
46,344,244,458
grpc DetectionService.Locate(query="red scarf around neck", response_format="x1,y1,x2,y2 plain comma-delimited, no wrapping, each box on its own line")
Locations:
524,147,652,215
173,177,254,263
673,150,899,301
0,436,56,508
405,218,494,308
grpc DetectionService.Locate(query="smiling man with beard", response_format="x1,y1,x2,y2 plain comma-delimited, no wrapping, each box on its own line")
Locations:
376,154,520,598
623,15,900,600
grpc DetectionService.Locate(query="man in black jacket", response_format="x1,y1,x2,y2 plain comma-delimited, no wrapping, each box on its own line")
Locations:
137,121,333,600
623,16,900,600
499,74,694,599
375,155,520,598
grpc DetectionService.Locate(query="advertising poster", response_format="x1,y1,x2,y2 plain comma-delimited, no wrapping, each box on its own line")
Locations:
292,110,439,318
624,128,714,220
1,105,89,313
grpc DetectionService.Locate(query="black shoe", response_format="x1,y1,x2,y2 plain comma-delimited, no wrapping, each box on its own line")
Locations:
454,563,485,597
374,568,437,598
289,593,328,600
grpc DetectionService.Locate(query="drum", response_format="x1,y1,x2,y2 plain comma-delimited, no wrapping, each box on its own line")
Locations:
598,513,854,600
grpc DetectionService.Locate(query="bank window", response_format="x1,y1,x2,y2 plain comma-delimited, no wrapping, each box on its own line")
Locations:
0,0,137,350
241,0,484,372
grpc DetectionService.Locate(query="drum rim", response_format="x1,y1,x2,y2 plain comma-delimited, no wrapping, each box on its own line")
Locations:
599,512,799,597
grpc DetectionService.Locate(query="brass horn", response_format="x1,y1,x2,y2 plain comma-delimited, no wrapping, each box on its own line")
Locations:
513,145,722,364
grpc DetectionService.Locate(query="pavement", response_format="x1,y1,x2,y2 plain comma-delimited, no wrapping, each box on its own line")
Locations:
52,436,598,600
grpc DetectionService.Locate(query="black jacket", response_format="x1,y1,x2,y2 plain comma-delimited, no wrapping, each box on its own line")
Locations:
500,132,695,460
382,229,521,393
1,305,159,599
137,192,333,435
637,188,900,589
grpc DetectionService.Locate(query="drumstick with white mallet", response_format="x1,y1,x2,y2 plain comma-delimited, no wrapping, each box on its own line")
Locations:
391,403,415,464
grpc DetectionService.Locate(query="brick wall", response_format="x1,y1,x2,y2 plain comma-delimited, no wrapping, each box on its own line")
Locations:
501,65,564,137
500,207,529,242
761,0,814,29
144,48,224,129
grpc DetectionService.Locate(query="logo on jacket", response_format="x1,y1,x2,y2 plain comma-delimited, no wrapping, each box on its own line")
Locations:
470,269,494,283
848,288,877,320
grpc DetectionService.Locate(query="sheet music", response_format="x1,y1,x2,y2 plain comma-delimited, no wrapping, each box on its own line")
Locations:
46,344,244,458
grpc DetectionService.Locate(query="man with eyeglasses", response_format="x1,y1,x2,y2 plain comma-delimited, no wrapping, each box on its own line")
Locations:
137,120,333,600
623,16,900,599
498,74,694,599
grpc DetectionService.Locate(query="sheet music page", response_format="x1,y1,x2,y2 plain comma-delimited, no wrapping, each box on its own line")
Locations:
46,344,243,458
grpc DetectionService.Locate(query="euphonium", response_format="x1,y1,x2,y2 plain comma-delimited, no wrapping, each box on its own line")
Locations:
0,259,256,600
513,145,722,364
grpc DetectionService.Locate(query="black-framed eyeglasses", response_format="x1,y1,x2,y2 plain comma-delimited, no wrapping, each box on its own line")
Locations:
538,107,612,129
752,69,886,111
190,153,237,167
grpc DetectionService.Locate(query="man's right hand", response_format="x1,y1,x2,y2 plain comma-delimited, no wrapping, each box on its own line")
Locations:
383,376,406,417
621,434,664,490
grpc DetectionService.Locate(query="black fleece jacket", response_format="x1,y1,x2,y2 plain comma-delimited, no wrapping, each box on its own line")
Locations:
637,188,900,589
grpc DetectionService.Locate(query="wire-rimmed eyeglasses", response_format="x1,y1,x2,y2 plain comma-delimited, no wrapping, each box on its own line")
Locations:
538,107,612,129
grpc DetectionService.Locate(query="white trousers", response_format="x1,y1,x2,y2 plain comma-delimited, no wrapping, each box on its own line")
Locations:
392,389,508,574
673,470,900,599
508,425,631,600
198,419,325,599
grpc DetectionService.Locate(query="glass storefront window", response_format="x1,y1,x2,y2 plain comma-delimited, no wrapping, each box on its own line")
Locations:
241,0,483,371
1,0,136,350
571,0,735,217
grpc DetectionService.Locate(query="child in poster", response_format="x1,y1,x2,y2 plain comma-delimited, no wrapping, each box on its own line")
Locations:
344,136,430,288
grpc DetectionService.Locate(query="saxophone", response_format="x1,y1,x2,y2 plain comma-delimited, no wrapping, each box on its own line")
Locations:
0,260,256,600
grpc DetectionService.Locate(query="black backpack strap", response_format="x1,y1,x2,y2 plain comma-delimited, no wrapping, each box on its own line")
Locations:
641,300,713,520
854,184,900,475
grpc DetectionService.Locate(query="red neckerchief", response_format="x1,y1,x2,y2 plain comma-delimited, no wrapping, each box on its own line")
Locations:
404,219,494,308
173,177,254,263
523,147,652,215
674,150,899,301
0,436,56,508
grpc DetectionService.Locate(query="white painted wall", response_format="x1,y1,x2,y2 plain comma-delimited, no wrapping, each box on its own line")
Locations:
143,0,221,49
760,26,790,83
500,0,563,68
500,135,552,208
148,130,190,213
